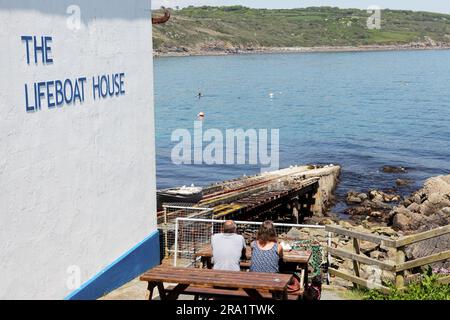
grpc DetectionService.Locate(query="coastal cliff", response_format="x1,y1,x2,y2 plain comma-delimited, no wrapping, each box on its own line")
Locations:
153,6,450,57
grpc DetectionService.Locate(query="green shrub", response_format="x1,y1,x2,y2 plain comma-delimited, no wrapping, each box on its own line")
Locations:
365,272,450,300
220,6,249,12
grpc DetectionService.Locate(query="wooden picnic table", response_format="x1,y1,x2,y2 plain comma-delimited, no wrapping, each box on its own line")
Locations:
195,244,312,287
140,265,294,300
196,245,311,263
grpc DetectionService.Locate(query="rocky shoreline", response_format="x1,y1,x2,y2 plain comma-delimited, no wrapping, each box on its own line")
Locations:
154,43,450,58
302,169,450,286
339,171,450,236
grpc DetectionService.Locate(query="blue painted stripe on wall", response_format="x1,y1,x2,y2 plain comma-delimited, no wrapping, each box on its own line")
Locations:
65,230,160,300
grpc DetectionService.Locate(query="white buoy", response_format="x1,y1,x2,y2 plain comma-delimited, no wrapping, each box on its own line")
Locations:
197,112,205,121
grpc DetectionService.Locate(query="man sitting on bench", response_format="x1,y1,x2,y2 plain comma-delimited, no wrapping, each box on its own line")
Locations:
211,220,246,271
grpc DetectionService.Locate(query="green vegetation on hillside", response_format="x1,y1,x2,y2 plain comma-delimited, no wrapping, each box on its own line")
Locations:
152,6,450,52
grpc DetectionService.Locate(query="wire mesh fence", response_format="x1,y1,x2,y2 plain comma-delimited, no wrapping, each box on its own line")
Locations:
159,205,214,261
172,218,331,281
158,204,213,225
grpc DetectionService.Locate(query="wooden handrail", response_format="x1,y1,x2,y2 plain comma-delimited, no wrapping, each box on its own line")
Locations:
325,225,397,247
326,224,450,291
395,250,450,272
329,268,391,294
394,225,450,248
327,224,450,249
326,246,396,271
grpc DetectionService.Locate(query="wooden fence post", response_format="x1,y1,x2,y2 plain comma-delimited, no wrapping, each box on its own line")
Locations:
395,247,406,289
353,238,361,289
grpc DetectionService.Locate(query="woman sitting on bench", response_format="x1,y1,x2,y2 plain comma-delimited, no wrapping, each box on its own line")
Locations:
249,220,283,273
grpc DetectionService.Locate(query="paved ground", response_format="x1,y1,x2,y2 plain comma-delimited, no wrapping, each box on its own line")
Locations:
100,277,148,300
101,278,348,300
321,285,347,300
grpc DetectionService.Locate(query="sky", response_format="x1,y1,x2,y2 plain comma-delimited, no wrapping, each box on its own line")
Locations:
152,0,450,14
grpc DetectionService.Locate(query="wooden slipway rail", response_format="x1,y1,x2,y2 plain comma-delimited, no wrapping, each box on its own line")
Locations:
326,224,450,293
208,178,319,221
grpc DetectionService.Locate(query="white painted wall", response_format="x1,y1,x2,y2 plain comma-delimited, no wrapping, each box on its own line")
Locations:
0,0,156,299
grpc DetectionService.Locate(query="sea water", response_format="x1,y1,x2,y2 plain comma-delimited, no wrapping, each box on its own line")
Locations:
154,50,450,213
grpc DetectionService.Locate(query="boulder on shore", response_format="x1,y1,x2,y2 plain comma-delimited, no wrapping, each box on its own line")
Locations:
390,175,450,269
391,175,450,232
392,212,412,231
345,190,367,204
345,189,399,224
369,190,401,203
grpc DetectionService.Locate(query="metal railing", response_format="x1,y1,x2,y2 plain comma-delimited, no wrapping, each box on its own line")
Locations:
173,217,331,281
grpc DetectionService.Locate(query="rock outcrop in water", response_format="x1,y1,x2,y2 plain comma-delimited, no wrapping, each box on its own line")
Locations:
381,165,408,174
396,179,413,187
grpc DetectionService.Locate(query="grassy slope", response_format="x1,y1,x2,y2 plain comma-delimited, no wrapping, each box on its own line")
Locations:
152,6,450,52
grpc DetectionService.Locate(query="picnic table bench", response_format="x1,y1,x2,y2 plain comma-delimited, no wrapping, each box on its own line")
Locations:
140,265,294,300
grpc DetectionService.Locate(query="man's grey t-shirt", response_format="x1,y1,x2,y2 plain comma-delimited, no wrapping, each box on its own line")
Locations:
211,233,246,271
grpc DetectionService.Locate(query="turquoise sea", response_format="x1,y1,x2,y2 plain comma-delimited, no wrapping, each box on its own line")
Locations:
154,50,450,213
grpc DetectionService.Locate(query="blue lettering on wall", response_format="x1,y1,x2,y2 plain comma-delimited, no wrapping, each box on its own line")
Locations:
100,75,108,98
92,76,101,100
55,80,64,107
44,36,53,64
21,35,53,65
24,74,125,113
47,81,55,109
21,36,32,65
24,84,34,112
63,79,73,104
92,73,126,101
22,33,126,113
24,77,90,112
119,73,125,95
37,82,46,110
